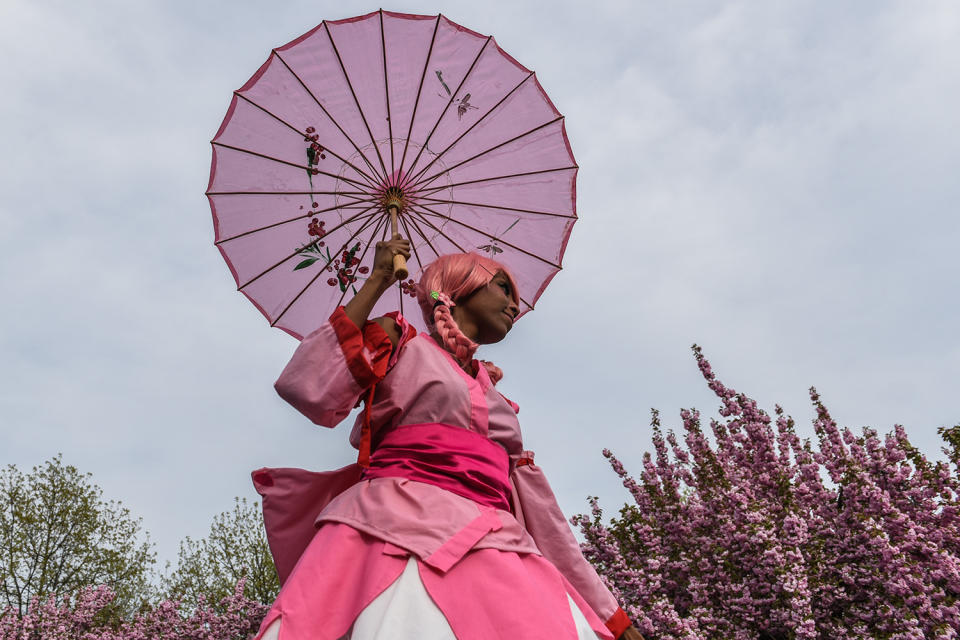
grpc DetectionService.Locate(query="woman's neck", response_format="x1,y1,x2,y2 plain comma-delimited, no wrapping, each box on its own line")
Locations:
429,331,477,376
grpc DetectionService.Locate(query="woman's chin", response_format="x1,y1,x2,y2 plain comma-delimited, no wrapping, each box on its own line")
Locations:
478,328,510,345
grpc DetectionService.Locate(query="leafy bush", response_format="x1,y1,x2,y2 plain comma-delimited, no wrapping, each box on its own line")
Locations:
0,456,155,617
163,497,278,610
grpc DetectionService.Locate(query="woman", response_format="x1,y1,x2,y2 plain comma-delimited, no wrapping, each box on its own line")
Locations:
254,235,643,639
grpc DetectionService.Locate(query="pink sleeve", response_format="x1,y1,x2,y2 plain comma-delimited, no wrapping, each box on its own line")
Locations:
510,452,632,639
274,307,394,427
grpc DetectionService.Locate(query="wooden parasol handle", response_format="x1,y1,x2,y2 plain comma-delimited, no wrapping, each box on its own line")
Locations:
388,205,408,280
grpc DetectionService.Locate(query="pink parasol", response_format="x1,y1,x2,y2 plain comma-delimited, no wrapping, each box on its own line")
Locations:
207,10,577,338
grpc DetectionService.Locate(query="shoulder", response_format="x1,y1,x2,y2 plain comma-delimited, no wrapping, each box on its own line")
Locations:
371,316,401,348
371,312,418,351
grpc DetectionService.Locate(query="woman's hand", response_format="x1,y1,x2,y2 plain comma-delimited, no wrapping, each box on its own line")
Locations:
343,233,411,331
369,234,411,292
620,626,646,640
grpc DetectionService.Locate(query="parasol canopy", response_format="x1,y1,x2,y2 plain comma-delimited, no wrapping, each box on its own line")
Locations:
207,10,577,338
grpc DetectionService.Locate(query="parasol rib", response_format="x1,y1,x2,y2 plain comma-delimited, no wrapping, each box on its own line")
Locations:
410,202,561,270
399,16,440,183
379,10,395,177
394,214,433,318
406,208,534,310
404,72,534,187
273,49,385,183
385,219,406,316
274,212,390,326
406,116,565,193
400,211,442,272
414,165,578,195
215,196,379,245
398,213,430,276
324,22,389,181
402,36,492,183
237,204,380,290
333,215,392,311
234,91,381,190
211,141,370,191
207,190,368,197
415,197,576,220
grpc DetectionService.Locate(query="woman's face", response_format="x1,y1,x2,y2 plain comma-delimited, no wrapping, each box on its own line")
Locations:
452,271,519,345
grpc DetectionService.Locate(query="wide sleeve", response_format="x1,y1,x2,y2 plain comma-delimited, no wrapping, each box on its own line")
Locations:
274,306,394,427
510,451,633,639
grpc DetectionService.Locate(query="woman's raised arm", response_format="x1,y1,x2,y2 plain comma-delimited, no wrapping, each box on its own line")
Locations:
343,234,410,347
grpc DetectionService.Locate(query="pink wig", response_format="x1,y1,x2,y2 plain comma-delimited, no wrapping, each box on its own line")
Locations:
416,253,518,383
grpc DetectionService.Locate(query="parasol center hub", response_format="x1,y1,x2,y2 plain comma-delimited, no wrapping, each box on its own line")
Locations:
382,186,407,212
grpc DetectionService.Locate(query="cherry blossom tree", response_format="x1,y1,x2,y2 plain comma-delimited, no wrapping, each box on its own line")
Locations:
0,579,267,640
577,346,960,639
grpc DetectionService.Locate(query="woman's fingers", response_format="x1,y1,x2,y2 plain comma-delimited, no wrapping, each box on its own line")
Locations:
373,237,411,277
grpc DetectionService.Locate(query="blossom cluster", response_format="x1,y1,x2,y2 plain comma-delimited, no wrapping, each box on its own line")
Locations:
0,579,267,640
576,345,960,639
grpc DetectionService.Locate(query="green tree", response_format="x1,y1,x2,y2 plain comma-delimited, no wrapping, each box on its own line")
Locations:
0,455,155,615
939,423,960,468
163,497,278,609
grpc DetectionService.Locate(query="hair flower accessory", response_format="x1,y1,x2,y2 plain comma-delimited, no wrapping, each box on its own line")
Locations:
431,291,455,308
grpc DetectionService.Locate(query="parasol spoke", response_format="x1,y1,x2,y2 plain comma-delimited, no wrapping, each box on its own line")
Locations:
234,91,381,190
403,72,534,187
415,197,575,220
397,212,431,270
406,207,535,311
410,202,561,270
324,22,390,181
333,214,392,311
398,209,441,297
211,141,371,191
402,209,444,262
406,115,565,193
398,16,440,183
394,214,434,319
272,211,389,325
273,49,386,183
206,190,368,197
237,204,381,290
379,10,395,177
384,220,405,316
215,196,380,245
402,36,492,184
414,165,578,195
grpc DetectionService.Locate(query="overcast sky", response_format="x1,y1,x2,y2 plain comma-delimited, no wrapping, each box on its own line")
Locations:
2,0,958,570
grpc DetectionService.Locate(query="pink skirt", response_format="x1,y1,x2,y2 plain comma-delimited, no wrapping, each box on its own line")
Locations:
254,522,609,640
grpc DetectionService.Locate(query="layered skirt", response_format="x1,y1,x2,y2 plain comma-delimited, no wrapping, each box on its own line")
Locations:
254,521,605,640
252,423,612,640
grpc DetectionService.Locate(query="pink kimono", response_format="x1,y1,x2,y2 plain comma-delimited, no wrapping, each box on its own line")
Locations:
252,308,631,640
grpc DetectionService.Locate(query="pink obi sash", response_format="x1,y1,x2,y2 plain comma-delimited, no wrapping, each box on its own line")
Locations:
364,423,512,512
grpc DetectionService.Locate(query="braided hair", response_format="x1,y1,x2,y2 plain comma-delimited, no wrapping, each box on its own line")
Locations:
416,253,519,385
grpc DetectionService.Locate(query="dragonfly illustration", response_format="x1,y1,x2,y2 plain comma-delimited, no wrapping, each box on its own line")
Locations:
478,219,519,255
454,93,478,120
436,70,479,120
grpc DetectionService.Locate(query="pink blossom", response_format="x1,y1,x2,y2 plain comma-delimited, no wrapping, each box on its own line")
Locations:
578,345,960,639
0,579,268,640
